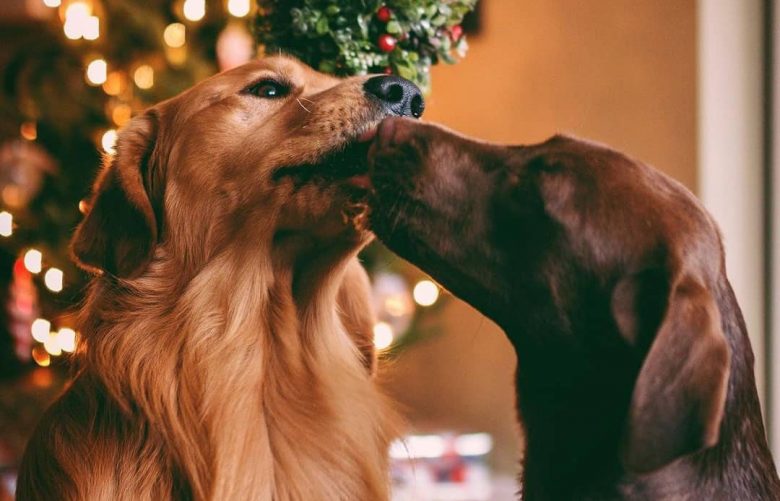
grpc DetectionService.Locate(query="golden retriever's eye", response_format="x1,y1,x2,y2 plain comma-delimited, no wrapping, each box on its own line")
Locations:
245,79,290,99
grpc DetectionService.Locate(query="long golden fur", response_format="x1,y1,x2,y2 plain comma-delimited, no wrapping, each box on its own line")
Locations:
17,57,402,500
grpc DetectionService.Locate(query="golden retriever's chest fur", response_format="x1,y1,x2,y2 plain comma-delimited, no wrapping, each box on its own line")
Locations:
22,254,398,501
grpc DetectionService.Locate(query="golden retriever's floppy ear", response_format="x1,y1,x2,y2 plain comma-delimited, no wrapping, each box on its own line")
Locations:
620,275,730,473
71,112,158,279
337,259,377,374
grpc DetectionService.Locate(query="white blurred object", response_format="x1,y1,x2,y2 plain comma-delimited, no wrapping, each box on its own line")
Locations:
391,432,498,501
372,272,414,342
217,23,255,71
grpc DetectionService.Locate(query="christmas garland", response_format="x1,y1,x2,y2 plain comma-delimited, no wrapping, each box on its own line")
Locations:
254,0,478,92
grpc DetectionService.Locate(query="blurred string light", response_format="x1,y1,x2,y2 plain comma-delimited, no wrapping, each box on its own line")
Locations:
373,321,394,349
31,319,50,343
182,0,205,21
133,64,155,89
103,71,125,96
31,346,51,367
82,16,100,40
0,211,13,237
63,1,99,40
58,328,77,353
42,0,61,7
24,249,42,274
164,23,186,48
44,332,62,356
20,121,37,141
227,0,251,17
111,103,132,126
44,268,64,292
413,279,440,306
86,58,107,85
101,129,118,154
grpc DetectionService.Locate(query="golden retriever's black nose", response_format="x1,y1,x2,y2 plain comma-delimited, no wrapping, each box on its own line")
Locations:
364,76,425,118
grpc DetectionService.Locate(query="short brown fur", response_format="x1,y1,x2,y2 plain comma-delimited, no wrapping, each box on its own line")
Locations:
368,117,780,500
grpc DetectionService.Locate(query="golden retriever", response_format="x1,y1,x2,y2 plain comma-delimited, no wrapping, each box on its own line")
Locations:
16,56,424,501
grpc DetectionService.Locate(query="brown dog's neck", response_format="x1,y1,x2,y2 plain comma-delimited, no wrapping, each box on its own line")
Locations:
510,287,779,500
75,247,397,500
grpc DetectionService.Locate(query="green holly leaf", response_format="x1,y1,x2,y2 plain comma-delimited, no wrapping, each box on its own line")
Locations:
315,17,329,35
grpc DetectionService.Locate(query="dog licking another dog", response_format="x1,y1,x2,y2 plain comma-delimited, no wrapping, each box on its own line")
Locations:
18,57,780,500
367,117,780,499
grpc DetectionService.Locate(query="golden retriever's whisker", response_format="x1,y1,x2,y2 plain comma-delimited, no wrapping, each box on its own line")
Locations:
295,98,312,113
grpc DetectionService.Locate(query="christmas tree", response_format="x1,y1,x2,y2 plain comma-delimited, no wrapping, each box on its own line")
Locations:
0,0,476,375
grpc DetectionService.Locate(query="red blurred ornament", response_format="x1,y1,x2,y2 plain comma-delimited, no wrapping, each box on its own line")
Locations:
378,34,397,52
383,66,393,75
376,6,392,23
449,24,463,41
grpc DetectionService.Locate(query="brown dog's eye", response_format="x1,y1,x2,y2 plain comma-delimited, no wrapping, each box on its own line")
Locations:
245,79,290,99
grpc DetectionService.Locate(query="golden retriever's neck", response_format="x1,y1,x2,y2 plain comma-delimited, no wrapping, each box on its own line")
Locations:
80,247,397,501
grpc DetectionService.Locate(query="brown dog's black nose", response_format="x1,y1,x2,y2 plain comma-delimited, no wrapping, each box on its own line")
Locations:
364,75,425,118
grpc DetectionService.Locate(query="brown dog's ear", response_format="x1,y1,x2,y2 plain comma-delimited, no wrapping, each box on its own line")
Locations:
337,259,377,374
71,112,158,279
620,275,730,473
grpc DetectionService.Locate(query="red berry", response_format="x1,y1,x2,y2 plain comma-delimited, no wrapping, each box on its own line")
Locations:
449,24,463,41
376,6,392,23
383,66,393,75
378,34,397,53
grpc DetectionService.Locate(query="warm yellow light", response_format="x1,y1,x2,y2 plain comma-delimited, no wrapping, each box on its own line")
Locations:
166,46,188,66
163,23,186,48
78,199,89,214
31,346,51,367
43,0,61,7
86,58,107,85
58,328,77,353
31,318,51,343
65,1,90,20
63,20,81,39
111,104,132,126
373,322,394,349
227,0,251,17
63,1,91,39
413,280,440,307
24,249,42,274
182,0,205,21
102,71,125,96
101,129,118,154
133,64,155,89
44,268,64,292
20,121,37,141
384,295,410,317
44,332,62,356
82,15,99,40
0,211,13,237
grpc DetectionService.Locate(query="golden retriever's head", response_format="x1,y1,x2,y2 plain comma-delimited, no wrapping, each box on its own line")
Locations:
71,56,424,278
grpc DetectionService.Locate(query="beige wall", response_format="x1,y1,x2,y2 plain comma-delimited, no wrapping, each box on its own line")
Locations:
382,0,697,475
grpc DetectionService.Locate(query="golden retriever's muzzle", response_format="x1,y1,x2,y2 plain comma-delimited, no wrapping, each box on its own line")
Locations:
273,75,424,188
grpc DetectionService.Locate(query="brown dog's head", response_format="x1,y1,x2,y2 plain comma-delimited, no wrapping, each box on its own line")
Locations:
72,56,423,279
368,117,732,475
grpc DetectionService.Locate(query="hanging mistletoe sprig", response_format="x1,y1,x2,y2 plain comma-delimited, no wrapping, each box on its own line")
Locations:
254,0,477,92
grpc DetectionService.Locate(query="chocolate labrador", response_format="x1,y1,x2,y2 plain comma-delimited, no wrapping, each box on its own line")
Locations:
366,117,780,500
